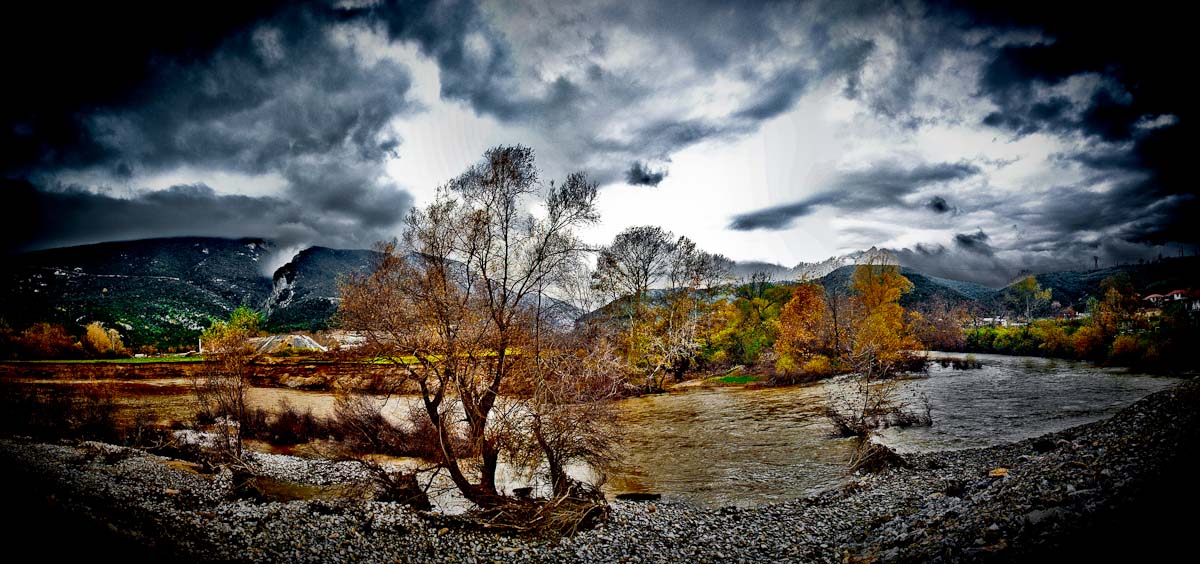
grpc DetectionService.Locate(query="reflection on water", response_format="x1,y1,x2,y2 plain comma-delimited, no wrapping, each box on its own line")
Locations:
4,352,1178,508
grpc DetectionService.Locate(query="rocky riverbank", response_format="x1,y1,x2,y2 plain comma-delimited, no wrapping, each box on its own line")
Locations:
3,380,1197,563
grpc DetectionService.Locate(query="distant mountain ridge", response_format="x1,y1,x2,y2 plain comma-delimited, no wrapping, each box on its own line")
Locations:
2,237,1194,348
729,248,895,282
0,237,274,347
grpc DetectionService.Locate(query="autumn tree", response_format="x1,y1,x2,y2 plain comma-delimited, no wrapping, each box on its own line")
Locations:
13,322,78,359
712,272,792,365
339,146,607,509
83,321,127,358
1010,276,1053,322
848,262,920,379
1092,273,1141,337
774,281,832,377
195,306,262,459
825,261,926,437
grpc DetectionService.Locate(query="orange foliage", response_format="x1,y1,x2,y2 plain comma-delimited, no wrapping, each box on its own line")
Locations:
775,282,830,368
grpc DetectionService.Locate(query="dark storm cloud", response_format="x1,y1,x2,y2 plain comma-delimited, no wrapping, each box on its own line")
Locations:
888,243,1012,287
971,1,1187,142
361,0,882,180
2,2,418,252
0,178,410,254
729,199,831,231
2,0,1192,269
926,196,953,214
734,69,811,121
729,161,981,231
0,2,292,177
625,162,667,187
953,230,994,256
731,38,874,122
964,0,1192,252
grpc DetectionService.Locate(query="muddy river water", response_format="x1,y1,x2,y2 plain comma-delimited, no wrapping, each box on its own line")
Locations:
8,352,1177,508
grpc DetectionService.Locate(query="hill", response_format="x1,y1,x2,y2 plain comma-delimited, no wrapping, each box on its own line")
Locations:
0,237,274,347
262,246,381,332
813,265,995,307
994,257,1200,310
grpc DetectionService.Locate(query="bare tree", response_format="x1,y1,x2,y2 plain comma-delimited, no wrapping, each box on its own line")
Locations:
339,146,604,509
592,226,731,391
509,326,624,498
591,225,675,303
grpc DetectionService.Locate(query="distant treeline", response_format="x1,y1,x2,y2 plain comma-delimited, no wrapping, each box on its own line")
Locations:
0,320,137,359
962,274,1198,373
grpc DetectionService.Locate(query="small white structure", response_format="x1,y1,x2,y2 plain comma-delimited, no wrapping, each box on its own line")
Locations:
248,334,328,354
324,330,367,349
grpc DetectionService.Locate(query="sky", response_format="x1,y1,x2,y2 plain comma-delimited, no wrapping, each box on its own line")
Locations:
1,0,1193,286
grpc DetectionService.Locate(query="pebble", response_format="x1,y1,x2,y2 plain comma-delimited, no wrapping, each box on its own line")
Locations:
3,380,1197,564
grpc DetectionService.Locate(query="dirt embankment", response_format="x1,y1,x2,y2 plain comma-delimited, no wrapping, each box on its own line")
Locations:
0,360,412,391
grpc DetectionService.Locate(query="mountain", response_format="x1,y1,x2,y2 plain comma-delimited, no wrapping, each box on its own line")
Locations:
0,237,275,347
812,265,994,307
731,248,895,282
262,246,382,332
4,237,1194,349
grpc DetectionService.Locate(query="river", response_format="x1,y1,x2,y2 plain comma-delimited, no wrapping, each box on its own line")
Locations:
3,352,1178,508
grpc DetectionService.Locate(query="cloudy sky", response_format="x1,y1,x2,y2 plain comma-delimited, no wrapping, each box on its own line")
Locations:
1,0,1192,285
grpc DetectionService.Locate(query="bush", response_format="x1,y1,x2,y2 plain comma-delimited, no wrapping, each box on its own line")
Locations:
774,354,797,377
331,394,449,458
14,322,80,359
264,401,327,446
1109,334,1147,366
801,355,834,377
1073,324,1107,360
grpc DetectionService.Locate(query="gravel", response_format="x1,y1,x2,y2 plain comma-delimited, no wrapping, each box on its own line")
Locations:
3,380,1197,563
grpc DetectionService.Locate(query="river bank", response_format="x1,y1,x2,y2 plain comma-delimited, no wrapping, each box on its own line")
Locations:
0,358,413,391
2,378,1196,563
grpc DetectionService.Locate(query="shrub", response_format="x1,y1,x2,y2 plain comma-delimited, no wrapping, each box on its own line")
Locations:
1108,334,1146,366
331,394,448,458
15,322,79,359
774,354,797,377
264,401,326,446
802,355,834,377
1072,324,1107,360
0,383,122,442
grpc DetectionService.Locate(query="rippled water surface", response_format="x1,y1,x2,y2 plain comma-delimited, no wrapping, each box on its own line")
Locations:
874,353,1178,453
598,352,1177,506
609,384,858,507
5,353,1178,508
